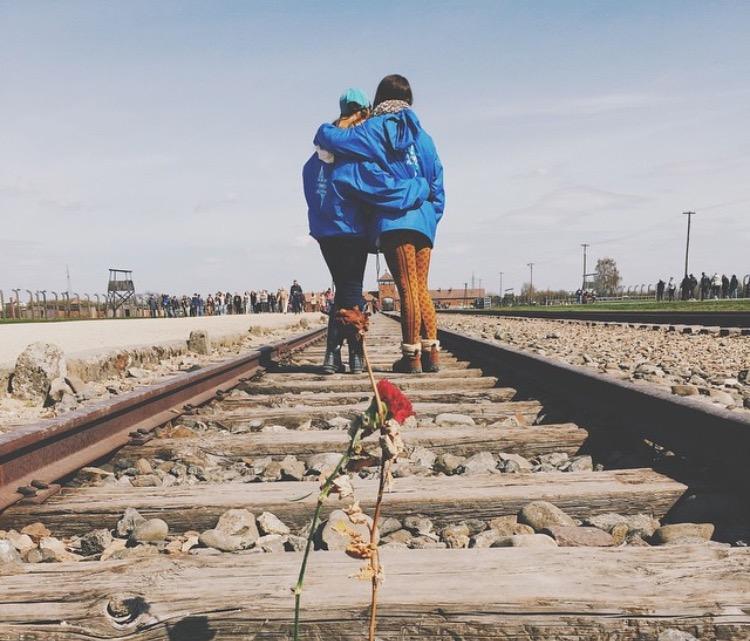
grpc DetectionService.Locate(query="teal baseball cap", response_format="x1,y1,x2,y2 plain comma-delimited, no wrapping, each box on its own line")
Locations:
339,88,371,116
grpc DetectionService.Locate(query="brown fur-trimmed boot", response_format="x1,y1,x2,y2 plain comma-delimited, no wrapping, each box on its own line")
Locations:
420,339,440,373
392,342,422,374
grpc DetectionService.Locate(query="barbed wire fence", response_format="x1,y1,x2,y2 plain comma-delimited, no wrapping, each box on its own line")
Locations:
0,289,142,320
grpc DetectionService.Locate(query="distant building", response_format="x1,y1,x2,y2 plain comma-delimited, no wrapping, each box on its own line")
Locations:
374,272,485,311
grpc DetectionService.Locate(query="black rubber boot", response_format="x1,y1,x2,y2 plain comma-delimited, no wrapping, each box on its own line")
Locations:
348,337,364,374
321,311,344,375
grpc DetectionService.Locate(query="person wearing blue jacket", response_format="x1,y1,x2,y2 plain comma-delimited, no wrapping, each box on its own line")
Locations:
314,75,445,374
303,87,430,374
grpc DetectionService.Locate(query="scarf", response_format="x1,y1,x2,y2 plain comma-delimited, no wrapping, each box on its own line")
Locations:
372,100,411,116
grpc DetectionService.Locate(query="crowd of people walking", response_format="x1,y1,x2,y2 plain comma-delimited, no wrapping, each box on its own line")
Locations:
656,273,746,302
146,282,334,317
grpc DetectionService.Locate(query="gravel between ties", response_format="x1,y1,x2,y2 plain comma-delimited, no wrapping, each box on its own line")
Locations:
5,500,721,566
441,315,750,413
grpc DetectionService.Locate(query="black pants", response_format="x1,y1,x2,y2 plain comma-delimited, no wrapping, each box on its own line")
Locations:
318,236,368,310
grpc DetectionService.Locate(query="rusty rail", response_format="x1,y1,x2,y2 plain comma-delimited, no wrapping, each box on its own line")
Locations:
382,312,750,487
0,326,326,512
435,325,750,486
437,307,750,329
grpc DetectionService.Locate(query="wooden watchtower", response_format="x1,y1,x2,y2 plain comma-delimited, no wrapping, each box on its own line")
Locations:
106,268,136,317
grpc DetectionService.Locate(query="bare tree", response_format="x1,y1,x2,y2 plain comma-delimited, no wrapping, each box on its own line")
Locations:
593,257,622,295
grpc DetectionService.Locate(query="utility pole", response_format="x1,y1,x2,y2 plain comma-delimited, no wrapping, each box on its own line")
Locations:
682,212,695,277
581,243,589,291
498,272,503,304
527,263,534,301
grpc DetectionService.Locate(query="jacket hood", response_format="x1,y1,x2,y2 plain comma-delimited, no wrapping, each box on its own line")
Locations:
383,109,421,153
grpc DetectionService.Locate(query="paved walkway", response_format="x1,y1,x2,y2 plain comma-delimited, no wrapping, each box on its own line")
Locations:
0,313,322,367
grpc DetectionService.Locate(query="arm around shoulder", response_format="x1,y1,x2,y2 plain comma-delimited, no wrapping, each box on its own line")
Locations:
335,162,429,212
314,123,377,160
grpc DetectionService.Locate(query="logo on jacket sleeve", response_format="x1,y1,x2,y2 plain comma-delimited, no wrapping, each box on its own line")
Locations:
405,144,420,177
316,166,328,205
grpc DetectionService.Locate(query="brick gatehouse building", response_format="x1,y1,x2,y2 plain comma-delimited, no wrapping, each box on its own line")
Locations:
373,272,485,311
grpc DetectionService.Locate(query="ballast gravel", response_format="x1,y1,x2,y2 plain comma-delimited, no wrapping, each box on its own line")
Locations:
1,500,731,567
440,315,750,413
0,314,326,431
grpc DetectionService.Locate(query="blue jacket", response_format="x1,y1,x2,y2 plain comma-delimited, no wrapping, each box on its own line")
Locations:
303,152,429,241
314,109,444,246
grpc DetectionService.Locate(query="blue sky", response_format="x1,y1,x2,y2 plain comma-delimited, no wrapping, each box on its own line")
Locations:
2,1,749,296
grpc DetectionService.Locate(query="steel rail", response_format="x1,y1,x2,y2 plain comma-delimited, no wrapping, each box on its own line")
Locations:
382,312,750,485
437,308,750,329
0,326,326,512
436,325,750,485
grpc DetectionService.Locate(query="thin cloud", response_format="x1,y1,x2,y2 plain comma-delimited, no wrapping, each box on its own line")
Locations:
482,93,669,121
489,185,650,227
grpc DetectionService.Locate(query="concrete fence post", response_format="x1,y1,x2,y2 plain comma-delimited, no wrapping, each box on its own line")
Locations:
12,289,21,319
38,291,47,319
25,290,35,320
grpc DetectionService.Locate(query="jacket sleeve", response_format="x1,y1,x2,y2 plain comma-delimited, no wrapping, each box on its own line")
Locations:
314,123,377,160
334,162,429,213
429,155,445,223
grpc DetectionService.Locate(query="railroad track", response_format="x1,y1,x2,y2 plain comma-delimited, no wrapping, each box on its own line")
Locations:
439,307,750,331
0,315,748,640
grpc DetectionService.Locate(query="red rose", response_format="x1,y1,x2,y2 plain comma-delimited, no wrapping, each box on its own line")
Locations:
376,379,415,424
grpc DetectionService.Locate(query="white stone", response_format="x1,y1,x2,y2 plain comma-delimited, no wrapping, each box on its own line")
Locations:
257,512,290,536
435,413,476,427
215,508,259,547
409,446,437,469
497,452,533,471
0,540,22,565
492,533,558,548
187,330,211,355
11,342,67,402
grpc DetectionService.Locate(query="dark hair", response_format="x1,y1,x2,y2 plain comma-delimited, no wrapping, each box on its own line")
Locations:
373,74,413,106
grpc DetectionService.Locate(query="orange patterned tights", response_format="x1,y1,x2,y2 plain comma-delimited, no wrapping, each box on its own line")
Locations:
381,230,437,346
